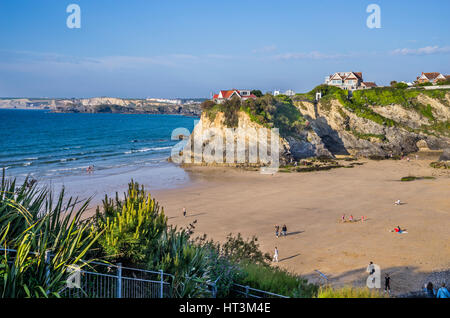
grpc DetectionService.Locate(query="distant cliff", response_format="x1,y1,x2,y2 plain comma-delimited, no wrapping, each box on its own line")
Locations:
0,97,202,116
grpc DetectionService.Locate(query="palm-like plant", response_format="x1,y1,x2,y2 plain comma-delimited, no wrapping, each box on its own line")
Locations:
0,171,103,298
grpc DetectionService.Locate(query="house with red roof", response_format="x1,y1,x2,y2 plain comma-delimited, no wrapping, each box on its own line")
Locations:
360,81,378,89
417,72,448,84
212,89,257,104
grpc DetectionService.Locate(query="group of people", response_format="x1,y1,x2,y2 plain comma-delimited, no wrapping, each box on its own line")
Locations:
424,282,450,298
341,214,365,223
271,224,289,263
274,224,288,238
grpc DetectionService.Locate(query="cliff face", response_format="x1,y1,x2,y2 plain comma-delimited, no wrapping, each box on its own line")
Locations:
295,92,450,158
182,91,450,166
179,111,331,166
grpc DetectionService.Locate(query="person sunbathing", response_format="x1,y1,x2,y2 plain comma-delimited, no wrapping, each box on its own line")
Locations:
394,200,402,205
392,225,407,233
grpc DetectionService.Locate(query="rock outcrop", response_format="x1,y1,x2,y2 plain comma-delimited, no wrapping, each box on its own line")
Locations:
181,91,450,167
294,93,450,158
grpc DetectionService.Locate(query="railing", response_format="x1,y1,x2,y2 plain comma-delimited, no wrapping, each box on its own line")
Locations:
1,248,173,298
1,247,289,299
230,283,289,298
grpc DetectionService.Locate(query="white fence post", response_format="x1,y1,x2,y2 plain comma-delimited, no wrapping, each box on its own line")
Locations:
159,269,164,298
117,263,122,298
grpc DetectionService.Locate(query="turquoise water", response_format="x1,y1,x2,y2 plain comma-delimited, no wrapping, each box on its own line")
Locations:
0,109,196,198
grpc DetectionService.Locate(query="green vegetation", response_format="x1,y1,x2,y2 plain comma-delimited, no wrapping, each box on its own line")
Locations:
0,171,321,298
317,286,386,298
400,176,435,182
295,85,449,135
350,129,386,142
0,172,102,297
394,82,409,89
251,89,263,97
238,262,318,298
201,94,306,136
430,161,449,169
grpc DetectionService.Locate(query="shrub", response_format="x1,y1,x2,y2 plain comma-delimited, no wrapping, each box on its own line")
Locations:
394,82,409,89
317,286,386,298
237,262,318,298
0,171,102,298
95,181,167,267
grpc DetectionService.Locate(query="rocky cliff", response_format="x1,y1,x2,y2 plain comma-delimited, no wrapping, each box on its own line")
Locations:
294,90,450,158
181,88,450,166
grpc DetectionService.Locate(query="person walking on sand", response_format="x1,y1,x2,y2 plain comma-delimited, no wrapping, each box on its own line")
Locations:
384,273,391,294
282,224,287,236
275,224,280,238
182,207,186,217
273,247,279,263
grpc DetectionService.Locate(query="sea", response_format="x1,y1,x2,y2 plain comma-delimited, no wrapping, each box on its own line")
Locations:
0,109,197,201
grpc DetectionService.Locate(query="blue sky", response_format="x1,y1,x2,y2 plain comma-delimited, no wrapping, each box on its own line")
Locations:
0,0,449,98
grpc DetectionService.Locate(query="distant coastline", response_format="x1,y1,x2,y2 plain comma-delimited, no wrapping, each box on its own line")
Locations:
0,97,203,117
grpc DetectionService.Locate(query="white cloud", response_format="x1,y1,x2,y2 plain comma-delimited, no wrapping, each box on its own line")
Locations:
391,46,450,56
252,45,277,54
273,51,356,60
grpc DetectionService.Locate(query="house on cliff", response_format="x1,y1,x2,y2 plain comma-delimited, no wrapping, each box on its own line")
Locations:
324,72,364,90
417,72,448,84
212,89,257,104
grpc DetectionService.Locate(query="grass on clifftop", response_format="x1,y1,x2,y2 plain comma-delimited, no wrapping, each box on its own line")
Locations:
201,95,306,137
317,286,387,298
295,85,450,134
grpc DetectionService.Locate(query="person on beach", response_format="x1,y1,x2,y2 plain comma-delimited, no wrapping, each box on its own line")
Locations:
281,224,287,236
361,216,365,223
436,283,450,298
182,207,186,217
341,214,345,223
425,282,436,298
394,199,402,205
275,224,280,238
349,215,354,222
273,247,279,263
384,273,391,294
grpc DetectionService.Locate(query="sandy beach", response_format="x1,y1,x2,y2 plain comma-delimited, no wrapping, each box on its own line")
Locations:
150,153,450,295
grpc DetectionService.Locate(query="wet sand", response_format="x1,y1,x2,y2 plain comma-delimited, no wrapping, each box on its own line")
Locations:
153,155,450,295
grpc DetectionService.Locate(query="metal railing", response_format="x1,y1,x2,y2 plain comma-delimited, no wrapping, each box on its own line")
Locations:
1,248,172,298
1,247,289,299
231,283,289,298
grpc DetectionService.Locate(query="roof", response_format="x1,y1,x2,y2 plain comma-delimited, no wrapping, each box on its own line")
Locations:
422,72,443,80
329,72,363,81
213,89,257,100
362,82,377,87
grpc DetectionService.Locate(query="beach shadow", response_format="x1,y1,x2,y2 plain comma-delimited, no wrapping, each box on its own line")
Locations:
285,231,304,237
186,213,207,218
279,253,301,262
